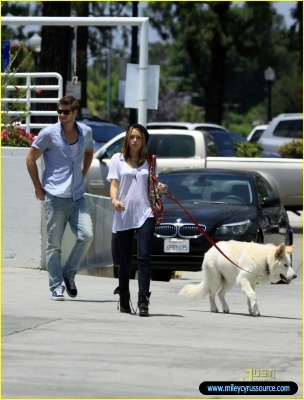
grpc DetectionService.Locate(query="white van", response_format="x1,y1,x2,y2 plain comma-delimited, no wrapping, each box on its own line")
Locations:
257,113,302,153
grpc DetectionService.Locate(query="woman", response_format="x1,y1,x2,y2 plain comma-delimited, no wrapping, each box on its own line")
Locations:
107,123,167,316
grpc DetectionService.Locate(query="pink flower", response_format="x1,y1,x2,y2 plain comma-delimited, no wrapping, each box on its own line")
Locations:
14,126,25,132
2,132,9,139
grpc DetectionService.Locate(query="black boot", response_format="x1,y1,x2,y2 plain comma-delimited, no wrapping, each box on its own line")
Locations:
138,291,151,317
114,287,131,313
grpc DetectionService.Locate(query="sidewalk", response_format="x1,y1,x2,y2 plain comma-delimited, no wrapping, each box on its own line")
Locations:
2,261,302,399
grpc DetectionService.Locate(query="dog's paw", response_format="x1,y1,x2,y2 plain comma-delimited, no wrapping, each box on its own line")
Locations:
210,307,219,313
223,309,230,314
249,311,260,316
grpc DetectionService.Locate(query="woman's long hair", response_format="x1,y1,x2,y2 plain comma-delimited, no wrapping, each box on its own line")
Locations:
121,125,147,165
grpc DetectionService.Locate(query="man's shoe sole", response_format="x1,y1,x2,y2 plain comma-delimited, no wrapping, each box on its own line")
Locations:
65,290,77,298
52,296,65,301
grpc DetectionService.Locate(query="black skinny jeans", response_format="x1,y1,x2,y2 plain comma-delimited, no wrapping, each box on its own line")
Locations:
117,217,155,295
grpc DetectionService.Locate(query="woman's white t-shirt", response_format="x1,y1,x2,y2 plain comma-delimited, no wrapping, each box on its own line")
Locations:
107,153,155,232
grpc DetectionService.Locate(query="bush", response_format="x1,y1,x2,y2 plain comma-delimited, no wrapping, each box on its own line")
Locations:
1,43,33,142
233,141,263,157
277,140,303,159
1,125,35,147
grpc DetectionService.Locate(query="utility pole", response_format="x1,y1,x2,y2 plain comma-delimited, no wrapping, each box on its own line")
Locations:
129,1,138,126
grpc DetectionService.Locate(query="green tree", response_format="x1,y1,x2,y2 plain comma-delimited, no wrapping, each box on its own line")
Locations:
145,1,302,125
35,1,71,124
146,1,279,124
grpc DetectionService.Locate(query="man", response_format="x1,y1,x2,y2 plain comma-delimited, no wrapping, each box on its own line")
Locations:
26,96,94,301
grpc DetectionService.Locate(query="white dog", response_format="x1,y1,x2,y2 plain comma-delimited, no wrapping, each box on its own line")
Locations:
179,240,296,316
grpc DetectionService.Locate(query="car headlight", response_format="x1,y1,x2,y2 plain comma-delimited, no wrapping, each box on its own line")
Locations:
215,220,251,235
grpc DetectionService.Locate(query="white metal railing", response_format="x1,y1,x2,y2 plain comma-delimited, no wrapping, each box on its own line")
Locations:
1,72,63,132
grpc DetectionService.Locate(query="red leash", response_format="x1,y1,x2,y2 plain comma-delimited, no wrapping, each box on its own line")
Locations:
164,190,264,277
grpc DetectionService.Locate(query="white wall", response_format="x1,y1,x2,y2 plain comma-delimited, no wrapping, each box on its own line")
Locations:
2,147,114,271
2,147,42,268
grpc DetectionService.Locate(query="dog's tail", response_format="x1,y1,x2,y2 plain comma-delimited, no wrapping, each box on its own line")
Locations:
179,280,209,300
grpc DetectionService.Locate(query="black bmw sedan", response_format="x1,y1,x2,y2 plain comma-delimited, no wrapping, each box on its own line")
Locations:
112,169,293,282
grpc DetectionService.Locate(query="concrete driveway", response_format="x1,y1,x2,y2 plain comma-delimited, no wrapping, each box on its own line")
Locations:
2,235,302,399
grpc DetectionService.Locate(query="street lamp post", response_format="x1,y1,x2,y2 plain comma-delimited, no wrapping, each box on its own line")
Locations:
264,66,275,122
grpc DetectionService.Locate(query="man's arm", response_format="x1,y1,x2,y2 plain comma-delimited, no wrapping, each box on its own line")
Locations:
82,148,94,178
26,147,45,200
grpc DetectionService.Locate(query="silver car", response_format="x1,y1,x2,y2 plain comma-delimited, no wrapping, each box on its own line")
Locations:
257,113,302,153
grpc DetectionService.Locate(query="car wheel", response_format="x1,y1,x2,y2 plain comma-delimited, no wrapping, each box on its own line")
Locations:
151,269,172,282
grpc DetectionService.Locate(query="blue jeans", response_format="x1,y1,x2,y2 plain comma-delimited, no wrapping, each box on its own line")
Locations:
44,194,93,291
117,217,155,295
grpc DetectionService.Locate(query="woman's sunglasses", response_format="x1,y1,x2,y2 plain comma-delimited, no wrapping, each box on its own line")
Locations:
57,108,72,115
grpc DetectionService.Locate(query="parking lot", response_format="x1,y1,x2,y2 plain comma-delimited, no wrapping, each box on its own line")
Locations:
2,234,302,398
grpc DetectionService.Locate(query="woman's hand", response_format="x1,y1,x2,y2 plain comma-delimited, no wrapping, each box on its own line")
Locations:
112,199,125,212
157,182,168,193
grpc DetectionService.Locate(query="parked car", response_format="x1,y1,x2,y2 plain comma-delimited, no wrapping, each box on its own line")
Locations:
210,130,280,157
112,168,293,281
257,113,302,153
84,128,302,211
247,124,268,143
78,120,124,152
146,121,227,132
211,130,247,156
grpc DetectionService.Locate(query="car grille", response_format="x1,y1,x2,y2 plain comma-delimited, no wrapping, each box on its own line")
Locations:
154,224,206,239
155,224,177,238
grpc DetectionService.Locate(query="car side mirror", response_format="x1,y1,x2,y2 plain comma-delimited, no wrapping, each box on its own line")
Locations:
97,148,107,161
261,196,280,207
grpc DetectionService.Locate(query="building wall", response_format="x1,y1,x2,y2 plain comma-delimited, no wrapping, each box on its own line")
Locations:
2,147,42,268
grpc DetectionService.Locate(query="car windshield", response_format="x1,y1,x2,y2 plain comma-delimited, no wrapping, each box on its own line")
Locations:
160,173,253,205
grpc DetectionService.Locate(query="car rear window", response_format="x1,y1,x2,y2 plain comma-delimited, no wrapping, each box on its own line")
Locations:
249,129,265,142
273,119,302,139
152,134,195,158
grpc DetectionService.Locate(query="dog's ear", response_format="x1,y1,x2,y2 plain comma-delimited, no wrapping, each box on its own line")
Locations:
275,243,285,258
285,244,294,255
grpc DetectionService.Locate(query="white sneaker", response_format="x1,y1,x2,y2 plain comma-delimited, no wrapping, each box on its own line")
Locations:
51,285,65,301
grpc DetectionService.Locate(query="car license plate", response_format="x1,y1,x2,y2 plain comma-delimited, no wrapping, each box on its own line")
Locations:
164,239,189,253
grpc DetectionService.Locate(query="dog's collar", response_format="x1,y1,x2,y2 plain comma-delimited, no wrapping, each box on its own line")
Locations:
265,263,270,276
